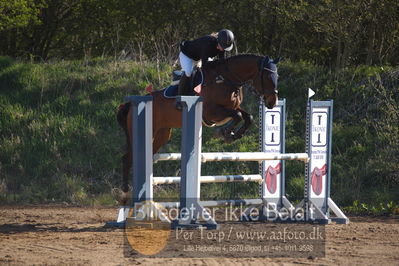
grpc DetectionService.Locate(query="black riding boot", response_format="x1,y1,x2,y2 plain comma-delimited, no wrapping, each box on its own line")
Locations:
175,74,191,111
177,74,191,96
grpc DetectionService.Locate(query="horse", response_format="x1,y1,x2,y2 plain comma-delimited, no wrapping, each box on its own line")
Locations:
117,54,281,203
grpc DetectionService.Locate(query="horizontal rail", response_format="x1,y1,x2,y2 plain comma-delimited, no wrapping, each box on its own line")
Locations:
153,174,262,185
158,199,264,209
153,152,309,163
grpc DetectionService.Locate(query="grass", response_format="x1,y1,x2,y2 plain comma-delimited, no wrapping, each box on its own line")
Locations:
0,56,398,213
0,57,171,204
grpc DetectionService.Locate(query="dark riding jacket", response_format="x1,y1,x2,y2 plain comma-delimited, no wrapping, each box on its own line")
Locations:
180,35,225,67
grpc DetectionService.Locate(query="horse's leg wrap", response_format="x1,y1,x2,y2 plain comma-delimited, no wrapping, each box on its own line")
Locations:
222,110,243,143
232,109,253,140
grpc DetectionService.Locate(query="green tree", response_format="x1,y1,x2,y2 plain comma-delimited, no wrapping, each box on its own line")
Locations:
0,0,42,31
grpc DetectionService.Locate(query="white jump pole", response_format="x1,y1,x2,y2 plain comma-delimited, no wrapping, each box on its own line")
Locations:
153,174,263,185
154,152,309,163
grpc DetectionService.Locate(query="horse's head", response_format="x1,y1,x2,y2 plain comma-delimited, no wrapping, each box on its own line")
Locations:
256,56,281,109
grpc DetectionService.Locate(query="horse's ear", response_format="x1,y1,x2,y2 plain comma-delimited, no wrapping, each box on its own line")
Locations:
273,57,283,64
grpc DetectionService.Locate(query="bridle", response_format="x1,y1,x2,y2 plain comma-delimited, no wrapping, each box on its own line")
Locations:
257,56,279,95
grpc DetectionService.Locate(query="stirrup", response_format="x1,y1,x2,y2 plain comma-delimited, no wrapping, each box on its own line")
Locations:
174,100,183,111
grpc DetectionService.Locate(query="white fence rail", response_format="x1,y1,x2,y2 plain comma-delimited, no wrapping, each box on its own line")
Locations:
153,152,309,163
153,174,262,185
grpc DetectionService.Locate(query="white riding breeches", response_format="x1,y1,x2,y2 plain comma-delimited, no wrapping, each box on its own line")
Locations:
179,52,197,77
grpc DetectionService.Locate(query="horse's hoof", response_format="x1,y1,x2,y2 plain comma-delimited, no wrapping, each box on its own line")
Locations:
120,191,130,205
224,133,235,144
112,188,130,205
233,133,243,140
224,137,234,144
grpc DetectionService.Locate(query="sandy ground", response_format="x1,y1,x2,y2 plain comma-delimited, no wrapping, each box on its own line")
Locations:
0,205,398,265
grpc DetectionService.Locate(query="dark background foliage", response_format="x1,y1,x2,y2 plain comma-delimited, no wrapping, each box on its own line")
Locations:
1,0,398,67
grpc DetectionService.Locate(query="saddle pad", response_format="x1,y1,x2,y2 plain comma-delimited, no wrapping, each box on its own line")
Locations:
163,69,204,98
163,85,179,98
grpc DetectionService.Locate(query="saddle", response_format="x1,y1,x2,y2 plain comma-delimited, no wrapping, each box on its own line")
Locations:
265,163,281,194
163,68,203,98
311,164,327,196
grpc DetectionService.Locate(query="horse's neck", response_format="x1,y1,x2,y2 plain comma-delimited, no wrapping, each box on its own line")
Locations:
224,56,259,81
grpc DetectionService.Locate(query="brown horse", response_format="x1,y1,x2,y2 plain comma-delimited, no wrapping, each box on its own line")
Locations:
117,54,281,202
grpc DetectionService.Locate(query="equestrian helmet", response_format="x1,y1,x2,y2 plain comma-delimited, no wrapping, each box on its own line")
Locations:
217,29,234,51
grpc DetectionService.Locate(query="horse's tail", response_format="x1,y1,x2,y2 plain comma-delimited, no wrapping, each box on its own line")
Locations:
117,102,131,130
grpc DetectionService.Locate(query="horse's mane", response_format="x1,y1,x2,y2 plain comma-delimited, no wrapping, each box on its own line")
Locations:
203,53,263,71
225,53,262,62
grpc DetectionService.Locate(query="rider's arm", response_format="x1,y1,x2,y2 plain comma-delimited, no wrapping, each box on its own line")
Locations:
203,51,225,69
200,36,225,68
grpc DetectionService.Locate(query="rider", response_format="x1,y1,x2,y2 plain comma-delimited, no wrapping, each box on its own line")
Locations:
177,29,235,95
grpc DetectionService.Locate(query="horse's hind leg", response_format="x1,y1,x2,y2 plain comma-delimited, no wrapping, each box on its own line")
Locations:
118,127,171,205
118,106,132,205
117,149,132,205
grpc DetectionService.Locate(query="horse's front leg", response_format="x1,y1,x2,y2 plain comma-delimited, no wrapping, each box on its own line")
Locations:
231,108,254,140
217,109,244,143
153,128,172,154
